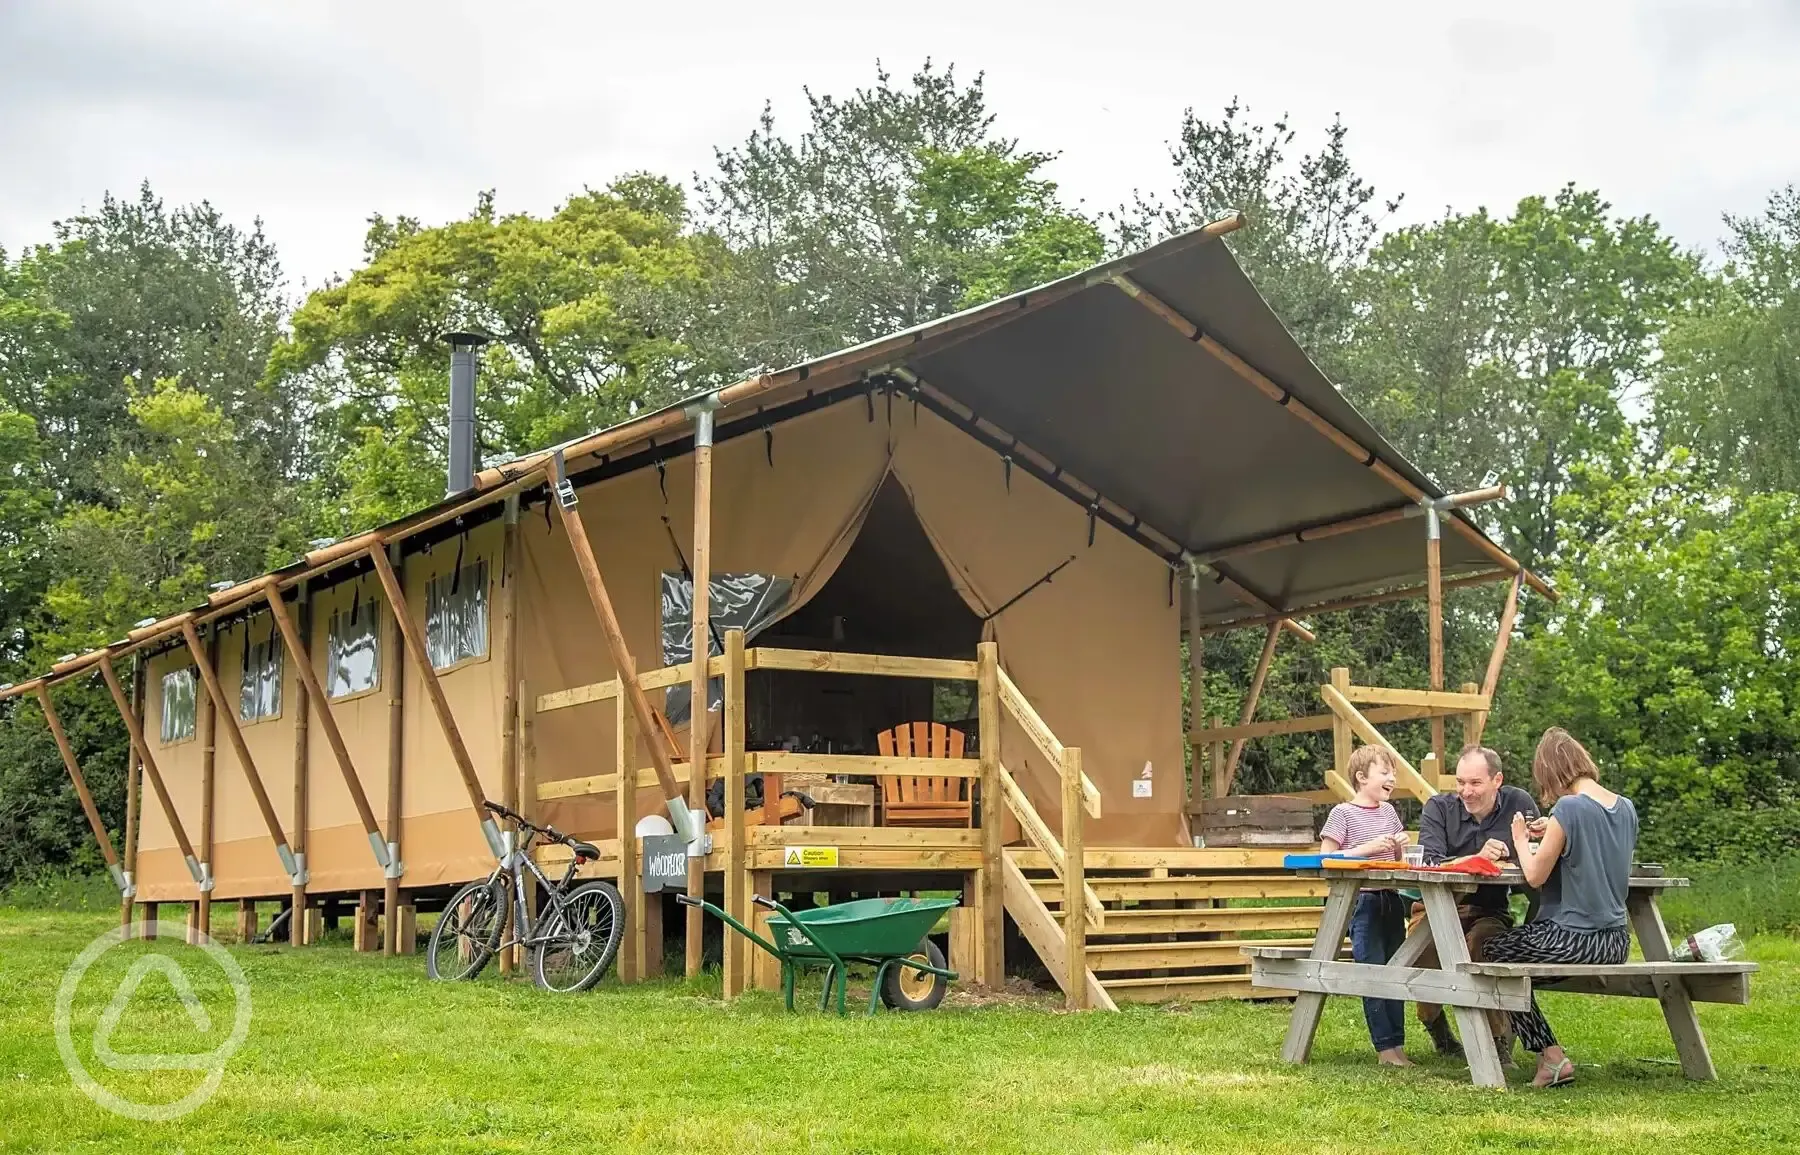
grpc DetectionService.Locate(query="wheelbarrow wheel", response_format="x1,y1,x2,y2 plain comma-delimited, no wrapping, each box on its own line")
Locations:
880,939,948,1011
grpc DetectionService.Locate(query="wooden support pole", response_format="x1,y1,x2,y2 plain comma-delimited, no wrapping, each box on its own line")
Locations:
615,689,639,982
1330,668,1353,783
237,899,257,944
1222,622,1281,794
263,581,389,864
366,548,490,827
1426,507,1447,769
1061,746,1087,1010
549,477,685,809
1108,272,1552,602
976,641,1004,987
97,658,202,872
1322,682,1438,801
122,657,141,937
687,409,716,982
180,619,292,860
384,543,407,956
496,510,521,976
34,685,122,872
291,585,311,946
722,628,747,997
197,624,216,944
354,889,380,952
1198,569,1513,635
1207,716,1225,801
1470,574,1523,745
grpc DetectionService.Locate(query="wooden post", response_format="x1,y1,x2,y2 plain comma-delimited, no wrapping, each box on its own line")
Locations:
1426,505,1446,769
97,659,202,877
548,468,686,811
686,408,716,982
122,658,141,938
264,581,389,866
975,641,1004,987
236,899,257,944
1329,668,1353,776
722,629,747,996
1207,716,1226,800
615,690,639,982
749,871,778,991
498,502,521,971
1185,571,1203,843
354,889,380,952
1470,574,1522,745
197,624,216,944
291,582,312,947
1222,622,1281,794
366,548,490,826
384,544,407,956
179,619,293,870
1459,682,1481,759
519,676,539,958
395,903,417,954
1061,747,1087,1010
35,685,123,874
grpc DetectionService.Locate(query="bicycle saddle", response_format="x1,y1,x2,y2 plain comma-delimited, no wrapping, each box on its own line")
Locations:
569,839,600,862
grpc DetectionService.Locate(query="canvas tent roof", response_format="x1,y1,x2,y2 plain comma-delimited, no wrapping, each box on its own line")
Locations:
2,215,1545,698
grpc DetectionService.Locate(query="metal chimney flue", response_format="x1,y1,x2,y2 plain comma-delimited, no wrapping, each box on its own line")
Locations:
443,331,488,496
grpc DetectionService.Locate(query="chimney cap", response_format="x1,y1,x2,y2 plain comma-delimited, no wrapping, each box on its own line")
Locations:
441,331,492,349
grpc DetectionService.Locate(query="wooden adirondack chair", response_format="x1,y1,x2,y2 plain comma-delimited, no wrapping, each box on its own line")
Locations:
875,722,973,827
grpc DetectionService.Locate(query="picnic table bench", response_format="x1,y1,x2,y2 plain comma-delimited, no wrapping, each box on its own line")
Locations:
1245,864,1756,1089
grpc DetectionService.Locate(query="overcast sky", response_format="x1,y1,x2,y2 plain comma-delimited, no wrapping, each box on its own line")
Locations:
2,0,1796,294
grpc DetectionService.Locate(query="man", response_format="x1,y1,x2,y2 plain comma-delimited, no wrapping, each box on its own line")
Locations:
1412,743,1539,1059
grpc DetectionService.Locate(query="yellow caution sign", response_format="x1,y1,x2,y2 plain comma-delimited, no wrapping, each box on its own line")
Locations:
782,846,839,868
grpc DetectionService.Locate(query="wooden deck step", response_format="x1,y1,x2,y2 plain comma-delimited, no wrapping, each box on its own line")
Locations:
1084,938,1315,972
1029,875,1327,903
1101,973,1290,1004
1049,905,1324,934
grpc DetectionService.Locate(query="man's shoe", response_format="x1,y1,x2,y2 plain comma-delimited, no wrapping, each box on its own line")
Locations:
1424,1013,1464,1058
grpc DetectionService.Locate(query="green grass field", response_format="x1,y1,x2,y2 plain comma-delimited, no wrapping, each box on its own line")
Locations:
0,909,1795,1154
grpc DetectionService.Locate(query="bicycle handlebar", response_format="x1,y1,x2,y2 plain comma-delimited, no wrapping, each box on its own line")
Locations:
482,798,581,851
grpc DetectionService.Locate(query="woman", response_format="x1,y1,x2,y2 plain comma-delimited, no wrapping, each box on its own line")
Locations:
1484,727,1639,1088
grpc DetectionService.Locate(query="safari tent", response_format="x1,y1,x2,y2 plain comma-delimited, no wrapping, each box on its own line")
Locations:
0,214,1548,1007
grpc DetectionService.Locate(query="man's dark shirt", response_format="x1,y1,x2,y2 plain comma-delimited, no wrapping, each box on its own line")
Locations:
1418,784,1540,915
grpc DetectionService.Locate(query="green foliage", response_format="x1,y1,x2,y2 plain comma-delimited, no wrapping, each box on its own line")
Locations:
269,176,720,533
1487,456,1800,863
1660,855,1800,938
698,61,1102,369
1654,185,1800,494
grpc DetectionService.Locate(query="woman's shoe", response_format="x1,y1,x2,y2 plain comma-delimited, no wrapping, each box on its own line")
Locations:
1531,1058,1574,1088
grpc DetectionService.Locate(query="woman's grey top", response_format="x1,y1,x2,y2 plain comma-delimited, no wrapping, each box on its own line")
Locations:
1539,791,1639,933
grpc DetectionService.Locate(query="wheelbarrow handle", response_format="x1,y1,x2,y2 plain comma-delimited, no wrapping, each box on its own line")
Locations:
680,892,786,960
751,894,780,911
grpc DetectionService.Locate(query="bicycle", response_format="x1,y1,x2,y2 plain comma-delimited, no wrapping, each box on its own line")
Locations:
426,800,626,993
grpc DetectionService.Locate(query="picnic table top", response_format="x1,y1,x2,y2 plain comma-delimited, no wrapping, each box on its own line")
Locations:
1287,864,1687,888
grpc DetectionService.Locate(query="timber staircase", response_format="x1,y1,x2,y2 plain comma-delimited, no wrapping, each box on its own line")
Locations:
1002,848,1329,1006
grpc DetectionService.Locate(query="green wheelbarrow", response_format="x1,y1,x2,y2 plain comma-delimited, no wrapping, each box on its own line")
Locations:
677,893,958,1016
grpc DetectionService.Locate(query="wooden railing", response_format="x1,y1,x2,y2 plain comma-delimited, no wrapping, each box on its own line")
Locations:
528,638,1098,1008
1188,665,1491,807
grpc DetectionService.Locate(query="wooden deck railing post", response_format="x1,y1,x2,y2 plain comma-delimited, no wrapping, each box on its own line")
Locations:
1061,746,1087,1010
615,689,639,982
722,628,747,997
976,641,1004,987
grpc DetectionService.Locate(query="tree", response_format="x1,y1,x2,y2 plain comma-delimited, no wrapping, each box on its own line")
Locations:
0,184,288,504
1489,456,1800,863
1114,98,1397,375
268,176,718,533
697,61,1103,370
1653,185,1800,494
1341,187,1697,569
0,403,50,673
40,381,305,658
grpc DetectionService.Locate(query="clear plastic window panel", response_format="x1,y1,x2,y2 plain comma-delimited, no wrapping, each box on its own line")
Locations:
239,632,283,721
160,668,196,743
661,572,793,724
426,559,489,670
327,598,380,699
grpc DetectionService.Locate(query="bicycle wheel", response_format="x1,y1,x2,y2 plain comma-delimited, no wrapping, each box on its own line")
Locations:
427,878,506,981
531,880,624,993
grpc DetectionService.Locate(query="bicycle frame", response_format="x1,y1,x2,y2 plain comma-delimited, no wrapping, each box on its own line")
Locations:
489,822,587,955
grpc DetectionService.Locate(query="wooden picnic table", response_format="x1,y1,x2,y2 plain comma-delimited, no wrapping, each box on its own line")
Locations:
1246,864,1756,1089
